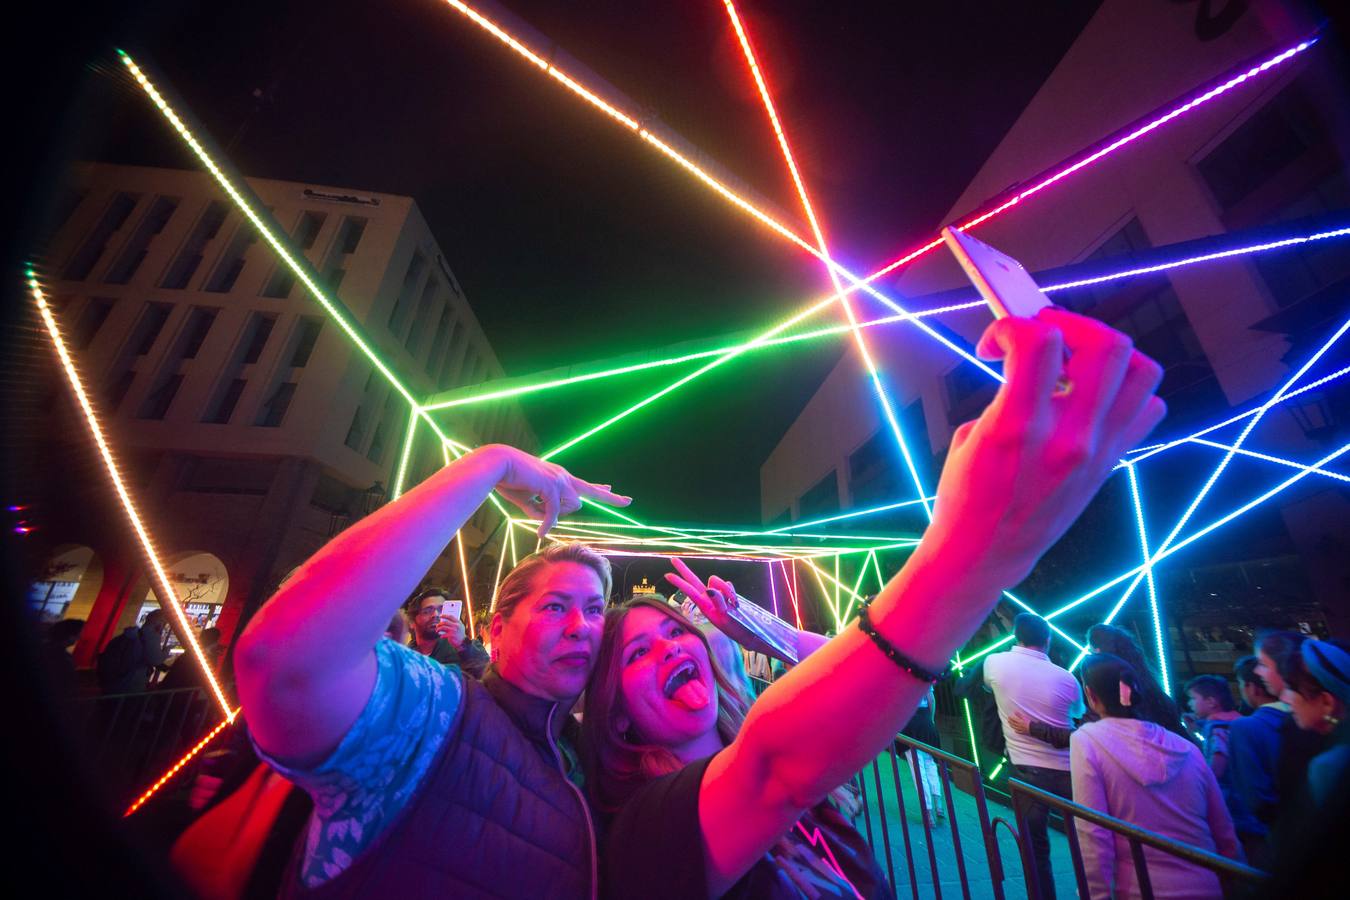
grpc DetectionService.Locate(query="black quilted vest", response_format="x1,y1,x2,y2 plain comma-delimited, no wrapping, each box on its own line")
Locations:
279,667,596,899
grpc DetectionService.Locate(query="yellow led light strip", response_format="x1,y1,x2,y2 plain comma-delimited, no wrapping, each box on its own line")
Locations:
29,274,234,719
455,530,476,639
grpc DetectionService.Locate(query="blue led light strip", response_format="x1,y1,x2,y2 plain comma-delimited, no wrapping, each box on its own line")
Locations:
1126,463,1168,693
962,440,1350,668
1126,364,1350,463
1090,314,1350,660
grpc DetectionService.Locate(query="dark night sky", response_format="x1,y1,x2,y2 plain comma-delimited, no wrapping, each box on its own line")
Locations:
50,0,1103,525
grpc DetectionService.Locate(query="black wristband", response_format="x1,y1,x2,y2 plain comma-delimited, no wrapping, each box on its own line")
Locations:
856,600,949,684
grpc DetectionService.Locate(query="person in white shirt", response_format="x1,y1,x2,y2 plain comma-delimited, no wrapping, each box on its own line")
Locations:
983,613,1085,899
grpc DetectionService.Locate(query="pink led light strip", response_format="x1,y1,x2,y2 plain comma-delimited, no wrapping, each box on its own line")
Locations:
28,274,234,720
864,34,1321,283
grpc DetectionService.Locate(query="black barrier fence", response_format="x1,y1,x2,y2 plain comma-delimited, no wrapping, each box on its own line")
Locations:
1005,777,1266,900
849,731,1268,900
63,687,214,803
856,734,1009,900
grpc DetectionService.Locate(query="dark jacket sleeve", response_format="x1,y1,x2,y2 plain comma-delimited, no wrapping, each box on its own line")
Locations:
1029,718,1073,749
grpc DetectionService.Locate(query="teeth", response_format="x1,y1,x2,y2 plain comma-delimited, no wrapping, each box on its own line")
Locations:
664,661,697,698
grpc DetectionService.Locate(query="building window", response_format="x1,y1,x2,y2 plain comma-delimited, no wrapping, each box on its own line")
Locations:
288,318,323,368
137,373,183,420
427,305,453,379
64,192,140,280
405,279,440,358
1062,218,1154,313
335,216,367,254
69,298,115,351
437,317,465,388
344,407,367,451
162,201,227,289
294,210,327,250
848,429,905,508
1197,86,1324,214
104,369,137,411
203,378,247,425
1109,282,1222,425
388,251,427,337
204,226,257,293
254,382,297,427
367,422,388,464
180,307,218,359
103,195,179,285
797,471,839,521
260,265,296,299
130,302,172,356
241,313,277,365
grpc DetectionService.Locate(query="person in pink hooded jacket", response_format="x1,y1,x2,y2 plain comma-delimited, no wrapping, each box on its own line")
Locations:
1071,654,1242,900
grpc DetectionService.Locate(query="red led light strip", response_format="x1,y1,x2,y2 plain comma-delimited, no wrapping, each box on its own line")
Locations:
723,0,933,519
124,712,238,816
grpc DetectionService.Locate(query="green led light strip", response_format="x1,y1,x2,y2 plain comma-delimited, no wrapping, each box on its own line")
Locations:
391,406,421,500
540,293,842,460
533,517,920,544
537,520,917,559
118,51,421,412
419,307,956,412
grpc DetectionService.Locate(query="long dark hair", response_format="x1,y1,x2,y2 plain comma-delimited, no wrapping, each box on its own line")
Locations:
1087,624,1190,738
1081,653,1144,719
580,597,749,813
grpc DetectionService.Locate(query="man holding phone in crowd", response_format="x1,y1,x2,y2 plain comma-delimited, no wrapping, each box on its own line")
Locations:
405,586,490,678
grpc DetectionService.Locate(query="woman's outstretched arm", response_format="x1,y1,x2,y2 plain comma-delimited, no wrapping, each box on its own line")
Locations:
234,444,628,766
697,309,1165,895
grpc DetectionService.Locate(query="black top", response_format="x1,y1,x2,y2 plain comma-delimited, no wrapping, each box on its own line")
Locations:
604,755,887,899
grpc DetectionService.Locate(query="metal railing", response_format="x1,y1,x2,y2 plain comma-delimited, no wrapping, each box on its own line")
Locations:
62,687,215,802
1005,777,1266,900
854,734,1009,900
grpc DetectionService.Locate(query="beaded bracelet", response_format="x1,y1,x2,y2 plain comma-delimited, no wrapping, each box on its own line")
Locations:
857,601,949,684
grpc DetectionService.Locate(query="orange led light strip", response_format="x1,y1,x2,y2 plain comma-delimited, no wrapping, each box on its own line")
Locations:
124,712,238,816
28,273,234,719
455,530,476,639
436,0,1002,386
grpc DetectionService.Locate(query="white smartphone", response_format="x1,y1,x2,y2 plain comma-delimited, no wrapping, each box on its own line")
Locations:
942,226,1053,319
442,598,463,621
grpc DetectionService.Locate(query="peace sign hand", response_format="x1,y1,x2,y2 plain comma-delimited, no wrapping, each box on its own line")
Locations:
665,557,752,644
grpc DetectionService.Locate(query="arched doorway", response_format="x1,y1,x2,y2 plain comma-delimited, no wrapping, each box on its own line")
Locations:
29,544,104,623
115,552,230,665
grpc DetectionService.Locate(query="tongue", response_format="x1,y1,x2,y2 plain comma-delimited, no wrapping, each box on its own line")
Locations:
672,677,710,711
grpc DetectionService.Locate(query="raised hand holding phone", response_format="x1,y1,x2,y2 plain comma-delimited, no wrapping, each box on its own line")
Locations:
923,307,1165,590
